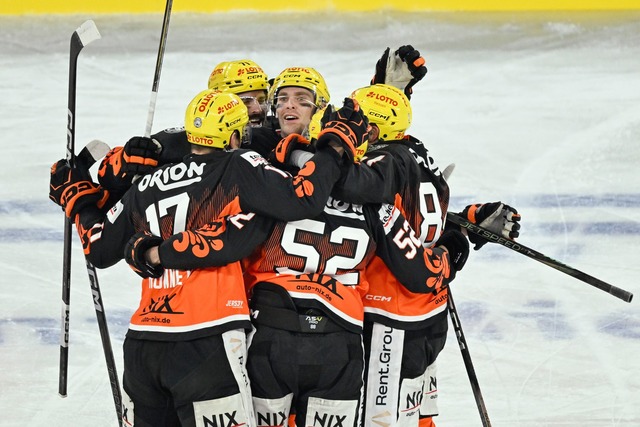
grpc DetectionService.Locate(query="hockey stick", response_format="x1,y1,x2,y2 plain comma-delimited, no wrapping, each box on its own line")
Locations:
144,0,173,137
60,20,124,427
446,212,633,303
85,260,124,426
59,19,102,398
447,287,492,427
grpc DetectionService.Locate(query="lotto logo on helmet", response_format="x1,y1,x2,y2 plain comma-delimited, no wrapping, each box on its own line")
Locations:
198,91,220,112
216,98,240,115
237,66,264,76
285,67,312,74
355,146,367,159
186,134,215,146
366,90,399,106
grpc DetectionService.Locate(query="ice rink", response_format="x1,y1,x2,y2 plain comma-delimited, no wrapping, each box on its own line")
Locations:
1,10,639,426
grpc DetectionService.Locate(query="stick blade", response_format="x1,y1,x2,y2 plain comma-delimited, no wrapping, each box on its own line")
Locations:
76,140,110,169
76,20,101,47
442,163,456,180
84,139,110,161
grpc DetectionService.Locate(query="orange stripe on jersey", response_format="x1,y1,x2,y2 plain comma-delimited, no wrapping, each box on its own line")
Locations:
129,263,249,334
419,416,436,427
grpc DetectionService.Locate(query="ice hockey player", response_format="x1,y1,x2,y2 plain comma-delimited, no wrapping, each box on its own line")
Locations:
48,89,365,427
333,82,520,427
122,97,470,427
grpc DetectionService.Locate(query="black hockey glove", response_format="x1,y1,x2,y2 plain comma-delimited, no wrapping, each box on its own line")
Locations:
315,98,369,163
49,159,110,219
396,45,427,98
98,136,161,191
125,231,164,279
460,202,521,250
371,45,427,99
436,229,470,280
269,133,313,166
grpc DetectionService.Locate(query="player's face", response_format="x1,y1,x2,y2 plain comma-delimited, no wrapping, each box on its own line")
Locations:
274,87,317,137
238,89,268,127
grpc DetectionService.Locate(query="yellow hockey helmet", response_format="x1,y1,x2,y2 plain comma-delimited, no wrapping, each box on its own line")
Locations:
268,67,330,109
351,84,412,141
207,59,269,94
184,89,249,149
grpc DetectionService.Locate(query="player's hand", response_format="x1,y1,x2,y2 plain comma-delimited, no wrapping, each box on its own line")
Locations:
461,202,521,250
125,231,164,279
436,229,469,280
270,133,313,165
315,98,369,163
396,45,427,98
98,136,161,189
371,45,427,99
49,159,109,218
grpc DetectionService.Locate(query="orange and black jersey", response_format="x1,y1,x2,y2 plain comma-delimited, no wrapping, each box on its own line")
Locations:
83,147,343,267
75,147,342,341
331,136,452,329
240,198,453,333
156,197,453,334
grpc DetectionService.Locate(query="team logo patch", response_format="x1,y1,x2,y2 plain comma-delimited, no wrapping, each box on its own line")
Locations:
240,150,268,167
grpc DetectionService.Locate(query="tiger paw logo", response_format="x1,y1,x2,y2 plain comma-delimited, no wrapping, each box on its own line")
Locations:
293,162,316,197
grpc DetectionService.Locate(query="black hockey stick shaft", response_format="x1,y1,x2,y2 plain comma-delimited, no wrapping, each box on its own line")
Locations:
59,20,124,427
60,19,102,398
447,287,492,427
86,259,123,426
447,212,633,303
144,0,173,137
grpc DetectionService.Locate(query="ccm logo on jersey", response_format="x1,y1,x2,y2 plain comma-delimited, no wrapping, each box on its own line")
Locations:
365,294,392,302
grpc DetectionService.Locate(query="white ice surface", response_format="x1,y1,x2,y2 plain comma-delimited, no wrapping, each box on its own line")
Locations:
1,11,639,426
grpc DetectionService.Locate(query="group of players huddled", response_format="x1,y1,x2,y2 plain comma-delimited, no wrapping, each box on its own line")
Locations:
49,45,521,427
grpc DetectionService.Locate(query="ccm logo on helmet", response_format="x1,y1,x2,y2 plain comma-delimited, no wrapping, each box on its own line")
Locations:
227,117,243,127
369,111,390,121
366,91,399,106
